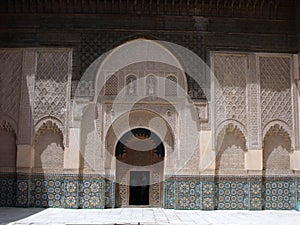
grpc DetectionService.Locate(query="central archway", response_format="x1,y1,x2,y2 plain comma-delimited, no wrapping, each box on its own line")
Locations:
104,109,175,208
115,128,165,207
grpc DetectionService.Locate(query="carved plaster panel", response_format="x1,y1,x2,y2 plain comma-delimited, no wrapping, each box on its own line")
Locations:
33,49,72,146
260,56,292,129
0,49,22,125
213,53,247,128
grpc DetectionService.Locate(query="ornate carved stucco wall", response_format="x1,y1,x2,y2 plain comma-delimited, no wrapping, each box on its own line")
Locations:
0,45,300,209
211,52,297,173
0,0,298,211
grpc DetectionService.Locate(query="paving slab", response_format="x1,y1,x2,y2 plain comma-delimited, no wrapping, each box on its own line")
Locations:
1,207,300,225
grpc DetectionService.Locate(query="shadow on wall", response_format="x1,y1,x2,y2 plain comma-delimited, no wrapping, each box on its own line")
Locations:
31,120,64,208
0,120,17,207
263,132,291,171
215,125,247,174
0,120,17,206
262,125,294,210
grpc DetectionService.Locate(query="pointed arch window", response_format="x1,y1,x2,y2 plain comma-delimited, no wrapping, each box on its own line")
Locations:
126,75,137,95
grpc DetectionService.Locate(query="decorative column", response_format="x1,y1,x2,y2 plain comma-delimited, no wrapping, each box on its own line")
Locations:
64,100,81,171
16,49,36,207
17,50,35,172
293,54,300,170
246,54,263,210
246,54,262,170
64,99,85,209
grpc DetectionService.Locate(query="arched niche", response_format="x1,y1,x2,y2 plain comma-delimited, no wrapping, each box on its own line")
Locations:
263,124,292,173
0,119,17,171
33,120,64,173
216,123,247,174
105,109,174,175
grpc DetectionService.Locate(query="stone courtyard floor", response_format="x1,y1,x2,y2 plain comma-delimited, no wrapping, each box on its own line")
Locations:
1,207,300,225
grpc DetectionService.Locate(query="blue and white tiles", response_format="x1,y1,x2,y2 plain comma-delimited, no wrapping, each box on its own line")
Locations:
263,181,296,210
0,173,16,207
0,173,297,210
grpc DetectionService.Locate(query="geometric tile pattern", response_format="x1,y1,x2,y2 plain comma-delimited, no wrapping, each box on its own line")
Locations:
297,181,300,205
164,179,298,211
0,175,16,207
16,179,29,207
250,181,263,210
164,180,176,209
64,180,79,209
216,182,249,210
176,181,202,209
79,180,105,209
105,179,115,208
80,32,130,76
263,181,296,210
13,174,107,209
29,178,63,208
201,182,215,210
6,173,299,210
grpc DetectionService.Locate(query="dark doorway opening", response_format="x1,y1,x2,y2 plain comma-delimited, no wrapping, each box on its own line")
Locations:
129,171,150,205
115,128,165,207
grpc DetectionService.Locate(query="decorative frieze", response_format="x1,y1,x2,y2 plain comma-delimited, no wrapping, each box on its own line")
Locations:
0,173,294,209
0,0,282,19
